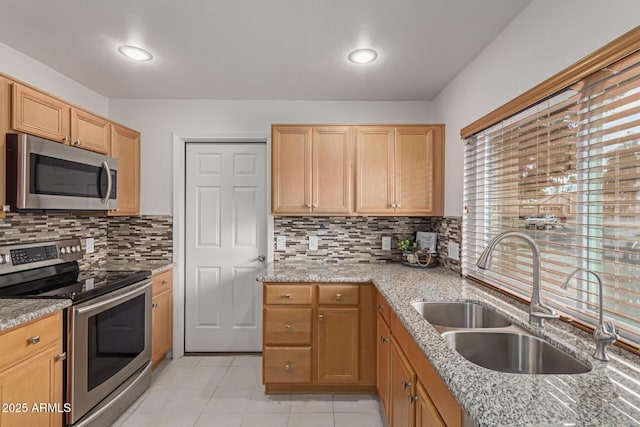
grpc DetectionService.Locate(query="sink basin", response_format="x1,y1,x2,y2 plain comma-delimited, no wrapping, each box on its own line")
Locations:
442,331,591,374
412,302,512,328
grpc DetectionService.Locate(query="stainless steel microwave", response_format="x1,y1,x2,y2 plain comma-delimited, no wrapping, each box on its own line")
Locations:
6,133,118,211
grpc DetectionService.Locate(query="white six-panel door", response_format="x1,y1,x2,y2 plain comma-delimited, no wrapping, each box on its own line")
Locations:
185,143,267,351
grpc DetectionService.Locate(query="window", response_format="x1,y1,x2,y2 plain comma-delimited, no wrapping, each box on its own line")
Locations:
463,50,640,348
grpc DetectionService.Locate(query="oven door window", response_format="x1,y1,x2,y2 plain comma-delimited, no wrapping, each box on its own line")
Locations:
87,294,145,391
30,153,117,200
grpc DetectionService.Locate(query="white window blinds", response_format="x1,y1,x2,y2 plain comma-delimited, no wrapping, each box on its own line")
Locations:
463,50,640,348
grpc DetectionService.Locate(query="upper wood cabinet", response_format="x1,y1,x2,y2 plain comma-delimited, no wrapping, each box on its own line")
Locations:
12,82,71,143
70,108,111,154
356,125,444,216
271,125,353,215
272,124,444,217
109,124,141,216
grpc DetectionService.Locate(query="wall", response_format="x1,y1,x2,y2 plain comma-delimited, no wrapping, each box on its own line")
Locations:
0,42,107,116
273,216,461,273
107,99,433,215
434,0,640,216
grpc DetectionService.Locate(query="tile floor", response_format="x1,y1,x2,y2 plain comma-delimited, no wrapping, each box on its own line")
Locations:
112,355,387,427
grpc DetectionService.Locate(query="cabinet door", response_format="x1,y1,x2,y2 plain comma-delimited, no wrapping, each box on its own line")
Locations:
109,124,140,216
355,126,395,214
377,314,391,420
394,126,444,216
152,289,173,367
70,108,110,154
415,381,446,427
12,83,70,143
391,337,416,427
312,126,353,214
272,126,312,214
317,307,359,384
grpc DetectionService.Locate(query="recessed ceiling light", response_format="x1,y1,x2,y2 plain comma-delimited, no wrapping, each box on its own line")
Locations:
118,45,153,61
348,48,378,64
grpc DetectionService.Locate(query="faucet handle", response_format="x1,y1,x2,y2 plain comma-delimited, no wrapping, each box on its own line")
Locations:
604,321,618,337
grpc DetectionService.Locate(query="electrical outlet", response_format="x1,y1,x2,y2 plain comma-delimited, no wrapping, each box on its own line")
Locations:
309,236,319,251
85,238,95,254
382,236,391,251
276,236,286,251
448,242,460,260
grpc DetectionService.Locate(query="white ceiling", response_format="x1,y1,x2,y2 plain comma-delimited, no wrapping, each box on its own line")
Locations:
0,0,530,101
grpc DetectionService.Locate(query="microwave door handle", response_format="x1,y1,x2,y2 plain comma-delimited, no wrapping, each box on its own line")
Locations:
101,161,112,205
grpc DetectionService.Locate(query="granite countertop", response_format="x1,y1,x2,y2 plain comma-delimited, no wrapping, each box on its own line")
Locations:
0,299,71,333
257,261,640,427
105,261,176,276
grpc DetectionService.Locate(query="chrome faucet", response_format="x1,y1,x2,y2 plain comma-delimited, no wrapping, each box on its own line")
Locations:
562,268,618,361
476,231,559,327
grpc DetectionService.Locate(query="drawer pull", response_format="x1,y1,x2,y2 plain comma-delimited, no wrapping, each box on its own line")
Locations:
55,352,67,362
152,303,159,308
408,394,418,404
380,336,389,343
285,324,293,332
335,293,343,301
376,304,385,310
319,314,324,321
402,380,412,389
284,363,292,372
161,279,168,285
28,336,40,345
284,293,292,299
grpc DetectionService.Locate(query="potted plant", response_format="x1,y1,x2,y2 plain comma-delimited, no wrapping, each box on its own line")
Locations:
398,237,418,264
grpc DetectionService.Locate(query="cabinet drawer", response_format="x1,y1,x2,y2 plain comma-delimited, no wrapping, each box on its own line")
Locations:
376,292,390,324
264,284,313,305
264,307,312,345
0,312,62,370
264,346,311,383
318,284,359,305
152,270,173,297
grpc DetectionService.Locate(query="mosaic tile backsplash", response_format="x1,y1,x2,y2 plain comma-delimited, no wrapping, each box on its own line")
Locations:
273,216,462,273
0,213,173,269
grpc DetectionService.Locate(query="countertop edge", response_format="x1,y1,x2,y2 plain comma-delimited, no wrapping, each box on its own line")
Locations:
0,299,72,333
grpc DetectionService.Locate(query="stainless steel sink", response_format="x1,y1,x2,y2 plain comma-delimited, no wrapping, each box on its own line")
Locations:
412,301,512,329
441,331,591,374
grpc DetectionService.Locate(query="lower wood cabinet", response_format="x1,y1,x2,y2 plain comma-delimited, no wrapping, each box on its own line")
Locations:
262,282,375,393
151,269,173,368
0,312,65,427
378,292,462,427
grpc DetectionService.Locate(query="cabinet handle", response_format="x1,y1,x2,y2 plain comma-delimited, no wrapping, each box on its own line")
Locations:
284,293,292,299
27,336,40,345
55,352,67,362
284,363,292,372
74,140,82,146
306,203,312,208
401,380,412,389
152,303,159,308
376,304,385,310
312,203,318,208
161,279,168,285
319,314,324,321
380,336,389,343
62,136,70,142
408,394,418,404
397,204,401,208
335,293,342,301
285,324,293,332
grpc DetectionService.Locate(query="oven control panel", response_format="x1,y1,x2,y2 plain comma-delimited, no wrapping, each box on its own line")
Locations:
0,238,83,274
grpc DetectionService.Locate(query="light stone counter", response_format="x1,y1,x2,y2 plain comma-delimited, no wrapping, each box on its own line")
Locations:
257,261,640,427
0,298,71,333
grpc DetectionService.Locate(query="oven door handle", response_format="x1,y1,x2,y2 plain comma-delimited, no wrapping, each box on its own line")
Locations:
101,161,112,205
74,281,151,316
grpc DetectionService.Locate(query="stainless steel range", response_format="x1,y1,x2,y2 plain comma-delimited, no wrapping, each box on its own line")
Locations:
0,238,152,427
